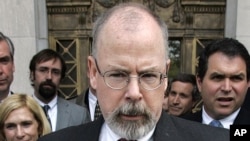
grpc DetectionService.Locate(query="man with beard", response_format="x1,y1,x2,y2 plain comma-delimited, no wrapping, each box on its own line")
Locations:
38,2,229,141
0,32,15,102
29,49,90,132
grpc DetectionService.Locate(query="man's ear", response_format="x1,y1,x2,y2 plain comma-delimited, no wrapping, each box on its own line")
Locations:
88,56,97,90
166,59,170,73
196,76,202,93
247,81,250,87
30,71,34,81
164,59,171,91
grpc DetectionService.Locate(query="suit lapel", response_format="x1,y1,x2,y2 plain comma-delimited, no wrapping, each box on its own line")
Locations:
153,112,183,141
56,97,70,130
234,107,250,124
75,89,89,110
82,117,103,140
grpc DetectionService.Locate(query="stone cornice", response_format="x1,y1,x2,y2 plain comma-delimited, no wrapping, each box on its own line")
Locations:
184,5,225,13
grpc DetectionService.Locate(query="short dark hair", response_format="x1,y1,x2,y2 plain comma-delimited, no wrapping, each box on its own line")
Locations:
197,38,250,81
29,49,67,79
167,73,200,102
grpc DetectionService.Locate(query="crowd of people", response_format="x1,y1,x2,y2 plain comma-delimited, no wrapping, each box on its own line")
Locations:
0,1,250,141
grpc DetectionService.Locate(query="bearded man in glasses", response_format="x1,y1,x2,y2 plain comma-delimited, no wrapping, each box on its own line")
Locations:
39,2,229,141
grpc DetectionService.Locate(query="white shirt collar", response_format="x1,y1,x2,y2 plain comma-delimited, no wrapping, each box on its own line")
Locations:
99,122,154,141
202,106,240,129
32,93,57,109
88,89,98,121
33,94,58,131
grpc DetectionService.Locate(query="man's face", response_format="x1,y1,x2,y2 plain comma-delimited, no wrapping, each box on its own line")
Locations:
88,13,169,139
0,41,14,95
197,52,250,119
168,81,195,116
33,58,62,102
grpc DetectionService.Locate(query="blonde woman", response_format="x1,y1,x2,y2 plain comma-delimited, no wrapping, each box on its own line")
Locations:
0,94,51,141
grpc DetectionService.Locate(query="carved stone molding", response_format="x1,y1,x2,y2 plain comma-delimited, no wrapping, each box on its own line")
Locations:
184,6,225,13
47,6,89,14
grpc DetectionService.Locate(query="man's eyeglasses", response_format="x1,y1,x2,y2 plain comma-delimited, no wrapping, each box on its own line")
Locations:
94,59,167,90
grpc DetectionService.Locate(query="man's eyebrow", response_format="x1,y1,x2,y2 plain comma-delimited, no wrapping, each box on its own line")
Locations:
0,56,11,61
230,73,246,77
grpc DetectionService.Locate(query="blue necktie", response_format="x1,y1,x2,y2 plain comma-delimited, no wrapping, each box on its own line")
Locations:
43,105,52,127
209,120,223,128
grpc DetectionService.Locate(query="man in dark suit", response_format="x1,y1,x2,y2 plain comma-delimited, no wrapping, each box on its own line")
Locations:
38,2,229,141
75,86,102,121
29,49,90,132
0,32,15,102
74,62,102,121
182,38,250,129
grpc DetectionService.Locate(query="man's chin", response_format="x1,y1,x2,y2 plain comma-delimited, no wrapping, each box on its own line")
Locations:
40,92,56,100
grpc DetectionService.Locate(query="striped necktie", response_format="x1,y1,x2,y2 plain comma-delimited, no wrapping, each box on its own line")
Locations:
94,102,102,120
42,105,52,127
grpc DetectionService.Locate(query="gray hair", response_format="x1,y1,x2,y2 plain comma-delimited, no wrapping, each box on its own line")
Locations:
0,32,15,60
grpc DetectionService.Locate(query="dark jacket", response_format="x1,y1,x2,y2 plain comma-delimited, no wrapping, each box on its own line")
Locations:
38,111,229,141
182,106,250,125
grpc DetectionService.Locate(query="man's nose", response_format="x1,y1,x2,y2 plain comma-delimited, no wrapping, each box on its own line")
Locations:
126,76,142,100
221,79,232,92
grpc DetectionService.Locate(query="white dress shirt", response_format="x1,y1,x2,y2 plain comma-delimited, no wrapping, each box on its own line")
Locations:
99,122,154,141
33,94,58,131
202,106,240,129
88,89,98,121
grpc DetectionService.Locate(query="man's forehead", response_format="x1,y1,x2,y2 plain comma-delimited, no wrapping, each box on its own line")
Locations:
36,59,61,67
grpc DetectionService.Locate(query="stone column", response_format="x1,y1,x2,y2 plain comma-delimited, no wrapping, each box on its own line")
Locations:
225,0,250,52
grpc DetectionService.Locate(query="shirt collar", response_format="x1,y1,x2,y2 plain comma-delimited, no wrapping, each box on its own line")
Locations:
33,93,57,109
88,89,97,103
202,106,240,129
100,122,155,141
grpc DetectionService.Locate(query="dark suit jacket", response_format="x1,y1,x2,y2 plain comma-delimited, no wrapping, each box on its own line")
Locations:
38,111,229,141
182,106,250,125
242,88,250,110
75,88,90,110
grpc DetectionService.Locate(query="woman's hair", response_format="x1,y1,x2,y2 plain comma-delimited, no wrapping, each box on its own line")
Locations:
0,94,51,140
